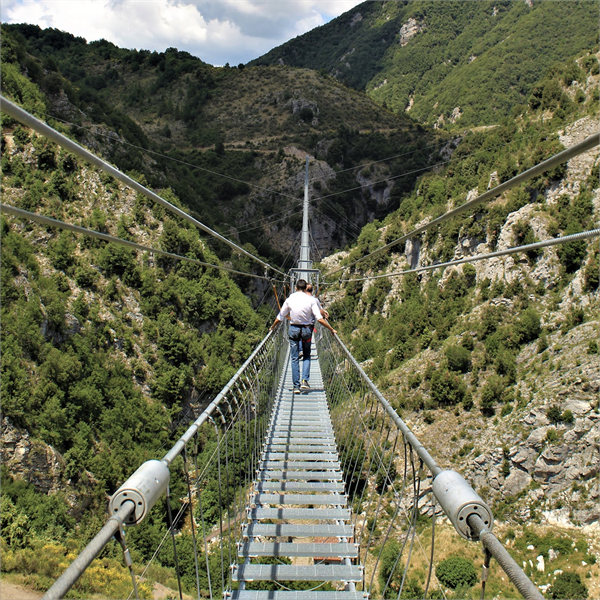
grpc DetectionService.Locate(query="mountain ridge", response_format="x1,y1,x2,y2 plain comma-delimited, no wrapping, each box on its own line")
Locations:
250,0,599,129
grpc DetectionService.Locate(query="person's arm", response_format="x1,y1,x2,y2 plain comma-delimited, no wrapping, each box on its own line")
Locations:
317,318,336,335
315,297,329,320
271,299,290,331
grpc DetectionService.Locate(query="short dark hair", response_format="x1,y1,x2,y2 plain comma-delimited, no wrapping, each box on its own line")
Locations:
296,279,307,291
306,284,313,293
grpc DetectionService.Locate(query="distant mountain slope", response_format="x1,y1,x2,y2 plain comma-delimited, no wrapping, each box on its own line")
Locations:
1,23,439,259
250,0,599,128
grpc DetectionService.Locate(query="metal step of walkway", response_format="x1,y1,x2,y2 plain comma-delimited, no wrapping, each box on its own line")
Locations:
242,524,354,538
231,564,362,583
262,453,339,461
255,481,345,492
253,493,347,506
231,342,365,598
229,592,368,600
238,542,358,559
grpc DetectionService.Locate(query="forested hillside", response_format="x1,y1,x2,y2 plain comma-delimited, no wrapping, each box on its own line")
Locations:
0,108,273,597
318,48,600,597
251,0,599,129
1,23,441,260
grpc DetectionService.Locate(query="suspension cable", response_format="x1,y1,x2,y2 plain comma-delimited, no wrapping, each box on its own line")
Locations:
165,485,184,600
306,138,448,184
334,228,600,283
1,204,278,282
41,105,455,208
330,132,599,276
0,95,286,277
42,106,442,205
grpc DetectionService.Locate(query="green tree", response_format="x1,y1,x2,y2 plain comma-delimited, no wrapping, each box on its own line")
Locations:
548,572,588,599
435,556,477,589
514,308,541,344
378,540,405,598
557,222,587,273
481,375,505,415
583,247,599,291
445,345,472,373
430,368,466,406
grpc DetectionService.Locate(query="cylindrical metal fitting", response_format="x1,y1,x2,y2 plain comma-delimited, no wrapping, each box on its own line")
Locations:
432,470,493,541
109,460,170,525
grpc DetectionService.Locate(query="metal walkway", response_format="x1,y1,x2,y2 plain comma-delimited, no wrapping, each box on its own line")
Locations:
229,345,365,599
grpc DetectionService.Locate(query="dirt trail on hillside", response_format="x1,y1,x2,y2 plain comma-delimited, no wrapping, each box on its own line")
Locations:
0,580,43,600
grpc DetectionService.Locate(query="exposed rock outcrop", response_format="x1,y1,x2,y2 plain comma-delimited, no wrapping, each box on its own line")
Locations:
1,417,66,495
399,18,426,47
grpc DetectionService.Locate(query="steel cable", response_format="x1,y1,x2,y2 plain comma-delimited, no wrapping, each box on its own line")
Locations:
30,107,305,205
396,453,422,600
165,485,184,600
182,447,202,600
336,227,600,283
330,132,599,276
1,96,287,277
0,203,280,282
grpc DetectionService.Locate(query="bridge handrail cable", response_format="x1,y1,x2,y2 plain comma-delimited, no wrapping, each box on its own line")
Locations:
318,329,544,600
42,328,282,600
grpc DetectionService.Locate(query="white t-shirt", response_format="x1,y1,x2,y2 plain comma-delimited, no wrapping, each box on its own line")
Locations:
277,291,322,325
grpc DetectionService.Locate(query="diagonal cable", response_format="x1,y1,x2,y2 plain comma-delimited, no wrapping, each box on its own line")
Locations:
1,95,286,276
329,132,599,276
1,204,278,282
335,228,600,283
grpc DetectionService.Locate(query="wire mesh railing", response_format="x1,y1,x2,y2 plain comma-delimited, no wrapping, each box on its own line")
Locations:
316,329,544,600
43,326,288,600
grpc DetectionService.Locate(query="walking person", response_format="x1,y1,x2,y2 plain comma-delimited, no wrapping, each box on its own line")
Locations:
306,283,329,320
299,284,328,359
271,279,337,394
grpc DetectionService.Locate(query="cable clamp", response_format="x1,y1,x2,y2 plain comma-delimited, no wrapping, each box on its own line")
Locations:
215,405,226,424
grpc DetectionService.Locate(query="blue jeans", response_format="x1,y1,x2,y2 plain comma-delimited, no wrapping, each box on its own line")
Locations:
289,325,312,388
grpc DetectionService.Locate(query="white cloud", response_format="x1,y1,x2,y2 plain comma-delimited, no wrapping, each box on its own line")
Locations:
0,0,364,65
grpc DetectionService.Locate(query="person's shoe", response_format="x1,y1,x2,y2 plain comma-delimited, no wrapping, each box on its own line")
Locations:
293,387,301,394
300,380,310,390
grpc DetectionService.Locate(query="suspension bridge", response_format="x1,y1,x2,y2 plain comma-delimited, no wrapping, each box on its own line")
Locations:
1,96,599,600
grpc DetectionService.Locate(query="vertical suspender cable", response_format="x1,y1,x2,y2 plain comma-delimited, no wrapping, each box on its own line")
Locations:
396,455,421,600
165,486,183,600
212,419,226,594
183,448,201,600
423,493,437,599
223,418,233,577
197,470,213,599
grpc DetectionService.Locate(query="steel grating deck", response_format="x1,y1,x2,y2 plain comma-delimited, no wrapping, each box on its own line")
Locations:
231,342,365,599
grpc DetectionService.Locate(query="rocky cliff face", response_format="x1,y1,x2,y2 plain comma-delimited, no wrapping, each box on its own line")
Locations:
1,417,100,518
463,319,600,527
235,148,399,258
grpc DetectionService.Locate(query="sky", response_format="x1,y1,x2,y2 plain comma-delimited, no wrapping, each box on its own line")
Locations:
1,0,365,66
